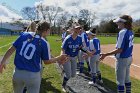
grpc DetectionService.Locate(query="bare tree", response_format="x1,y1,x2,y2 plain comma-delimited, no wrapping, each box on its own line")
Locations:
21,7,36,21
79,9,90,20
78,9,97,27
57,12,70,27
36,3,63,26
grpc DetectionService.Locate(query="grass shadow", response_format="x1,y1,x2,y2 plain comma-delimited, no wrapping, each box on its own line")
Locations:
40,77,62,93
80,67,117,93
101,77,117,93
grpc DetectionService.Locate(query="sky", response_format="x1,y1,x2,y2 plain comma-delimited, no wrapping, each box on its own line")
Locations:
0,0,40,11
0,0,140,23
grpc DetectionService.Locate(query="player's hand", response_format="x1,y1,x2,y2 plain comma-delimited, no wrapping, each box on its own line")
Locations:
100,53,107,61
58,54,69,64
87,51,93,57
82,53,88,59
0,63,6,73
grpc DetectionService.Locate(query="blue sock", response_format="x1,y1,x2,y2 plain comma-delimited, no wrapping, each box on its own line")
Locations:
92,73,96,83
125,82,131,93
118,85,125,93
23,87,27,93
79,62,84,73
97,71,102,80
77,62,80,68
62,77,68,87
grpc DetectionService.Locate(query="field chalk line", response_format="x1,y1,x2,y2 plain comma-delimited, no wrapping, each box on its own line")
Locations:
0,43,12,49
108,56,140,69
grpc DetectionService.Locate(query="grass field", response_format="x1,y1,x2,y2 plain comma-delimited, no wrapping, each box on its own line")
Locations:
0,35,140,93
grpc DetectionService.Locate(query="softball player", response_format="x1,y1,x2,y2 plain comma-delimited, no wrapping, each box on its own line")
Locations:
61,23,93,92
22,21,36,93
20,21,36,36
100,15,133,93
86,28,103,86
0,21,68,93
78,28,90,73
56,28,67,42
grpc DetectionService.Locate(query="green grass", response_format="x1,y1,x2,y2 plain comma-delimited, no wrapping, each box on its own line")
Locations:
0,35,140,93
100,63,140,93
0,35,17,46
98,36,140,44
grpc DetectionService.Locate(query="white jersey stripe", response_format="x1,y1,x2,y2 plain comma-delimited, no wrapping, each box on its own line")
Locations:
116,29,127,48
89,40,95,50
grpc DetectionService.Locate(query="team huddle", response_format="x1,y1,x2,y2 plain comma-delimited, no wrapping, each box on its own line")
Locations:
0,15,134,93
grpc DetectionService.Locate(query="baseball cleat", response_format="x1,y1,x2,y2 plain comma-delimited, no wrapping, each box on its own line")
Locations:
62,87,67,92
88,81,97,86
98,80,103,84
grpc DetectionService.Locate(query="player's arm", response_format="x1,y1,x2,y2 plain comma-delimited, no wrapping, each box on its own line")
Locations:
43,54,68,65
100,32,124,61
100,48,122,60
0,46,16,73
61,48,65,54
42,41,68,65
79,45,94,56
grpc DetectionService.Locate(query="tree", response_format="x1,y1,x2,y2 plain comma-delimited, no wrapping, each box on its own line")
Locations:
10,20,24,27
78,9,97,28
98,20,118,33
57,12,69,27
36,3,63,26
78,18,90,31
21,7,36,21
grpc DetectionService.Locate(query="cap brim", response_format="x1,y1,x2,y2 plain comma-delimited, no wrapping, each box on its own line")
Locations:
86,31,90,34
113,17,126,23
67,29,71,32
86,31,96,35
113,18,120,23
74,26,81,28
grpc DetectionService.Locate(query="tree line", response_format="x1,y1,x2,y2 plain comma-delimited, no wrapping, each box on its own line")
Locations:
13,4,140,35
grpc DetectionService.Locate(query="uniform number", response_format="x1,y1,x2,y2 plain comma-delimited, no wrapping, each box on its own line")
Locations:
20,41,36,60
129,35,134,48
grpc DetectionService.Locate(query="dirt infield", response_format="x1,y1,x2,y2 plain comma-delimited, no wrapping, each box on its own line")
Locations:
101,44,140,80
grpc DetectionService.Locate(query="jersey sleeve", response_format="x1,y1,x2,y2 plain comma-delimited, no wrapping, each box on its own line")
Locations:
81,33,84,42
79,36,83,47
61,37,68,50
41,41,51,60
93,39,100,51
13,36,22,49
116,30,126,49
84,34,89,47
89,40,95,51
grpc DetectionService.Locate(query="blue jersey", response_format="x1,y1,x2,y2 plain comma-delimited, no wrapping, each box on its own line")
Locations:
62,34,82,57
13,33,51,72
20,31,35,36
61,32,67,41
89,37,101,55
80,32,89,48
116,28,134,58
